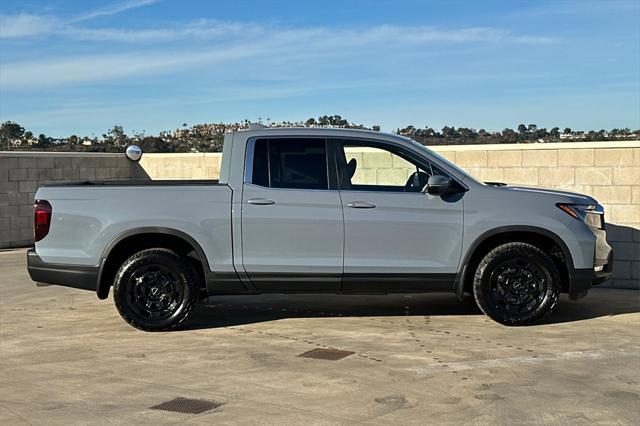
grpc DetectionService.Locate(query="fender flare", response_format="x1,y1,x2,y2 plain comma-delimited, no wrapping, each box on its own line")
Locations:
96,226,212,299
454,225,574,300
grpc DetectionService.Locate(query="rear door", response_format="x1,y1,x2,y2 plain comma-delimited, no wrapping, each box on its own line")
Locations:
240,137,343,291
335,139,464,292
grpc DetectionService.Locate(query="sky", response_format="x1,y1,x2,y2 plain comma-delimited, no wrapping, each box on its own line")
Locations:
0,0,639,137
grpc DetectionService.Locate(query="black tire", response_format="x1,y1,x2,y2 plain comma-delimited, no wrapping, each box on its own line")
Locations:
113,248,200,331
473,242,560,326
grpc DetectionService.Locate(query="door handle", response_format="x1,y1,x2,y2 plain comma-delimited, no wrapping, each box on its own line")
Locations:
346,201,376,209
247,198,276,205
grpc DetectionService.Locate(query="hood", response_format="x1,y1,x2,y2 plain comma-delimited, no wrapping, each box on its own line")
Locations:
496,185,597,205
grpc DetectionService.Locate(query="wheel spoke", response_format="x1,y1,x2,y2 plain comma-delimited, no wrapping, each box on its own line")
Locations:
125,263,185,322
488,256,549,317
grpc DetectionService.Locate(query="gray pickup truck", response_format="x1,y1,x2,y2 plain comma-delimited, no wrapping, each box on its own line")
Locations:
27,128,613,330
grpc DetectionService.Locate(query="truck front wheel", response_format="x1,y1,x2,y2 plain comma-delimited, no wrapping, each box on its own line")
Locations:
473,242,561,325
113,248,200,331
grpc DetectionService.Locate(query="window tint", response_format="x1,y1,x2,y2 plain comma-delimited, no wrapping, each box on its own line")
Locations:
339,141,442,192
251,138,328,190
252,139,269,187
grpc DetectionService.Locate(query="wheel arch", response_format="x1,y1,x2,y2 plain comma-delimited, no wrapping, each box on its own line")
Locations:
96,227,211,299
456,225,574,300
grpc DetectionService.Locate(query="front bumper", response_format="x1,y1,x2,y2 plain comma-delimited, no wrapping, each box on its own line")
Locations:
568,248,613,300
27,249,100,291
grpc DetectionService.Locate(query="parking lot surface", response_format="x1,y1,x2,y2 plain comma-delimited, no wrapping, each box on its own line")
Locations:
1,248,639,425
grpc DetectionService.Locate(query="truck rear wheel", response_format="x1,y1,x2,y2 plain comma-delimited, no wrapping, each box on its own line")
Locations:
113,248,199,331
473,242,560,325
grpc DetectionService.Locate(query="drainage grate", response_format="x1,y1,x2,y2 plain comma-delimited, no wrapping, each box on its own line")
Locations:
298,348,355,361
150,397,222,414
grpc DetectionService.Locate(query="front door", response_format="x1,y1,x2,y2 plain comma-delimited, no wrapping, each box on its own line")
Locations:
241,137,343,291
335,139,464,292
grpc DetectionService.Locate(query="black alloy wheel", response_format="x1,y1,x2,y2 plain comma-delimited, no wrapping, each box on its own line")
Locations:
473,242,560,325
488,258,548,316
126,264,184,321
113,248,200,331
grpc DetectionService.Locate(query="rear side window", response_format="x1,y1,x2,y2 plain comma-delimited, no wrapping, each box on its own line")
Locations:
252,140,269,187
251,138,329,190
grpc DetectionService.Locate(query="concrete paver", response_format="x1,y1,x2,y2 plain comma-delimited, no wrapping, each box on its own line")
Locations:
1,248,639,425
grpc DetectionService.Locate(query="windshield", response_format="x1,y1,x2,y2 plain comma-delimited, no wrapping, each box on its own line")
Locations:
401,137,480,183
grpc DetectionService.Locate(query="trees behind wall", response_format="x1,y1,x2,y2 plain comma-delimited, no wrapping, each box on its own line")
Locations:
1,118,638,153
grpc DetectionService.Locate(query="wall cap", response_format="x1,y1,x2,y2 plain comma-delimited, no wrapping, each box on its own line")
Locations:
0,151,126,157
141,153,221,158
430,140,640,152
2,140,638,157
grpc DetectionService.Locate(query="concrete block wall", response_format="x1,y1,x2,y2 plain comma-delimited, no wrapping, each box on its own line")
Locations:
344,147,417,185
0,152,135,248
139,153,222,180
1,141,638,288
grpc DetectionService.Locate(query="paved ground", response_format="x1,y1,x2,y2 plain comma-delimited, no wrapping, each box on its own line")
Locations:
1,248,639,425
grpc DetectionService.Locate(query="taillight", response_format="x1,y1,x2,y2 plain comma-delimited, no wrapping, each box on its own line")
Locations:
34,200,52,242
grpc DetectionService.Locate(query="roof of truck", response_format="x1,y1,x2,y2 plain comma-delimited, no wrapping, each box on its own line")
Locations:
231,126,410,142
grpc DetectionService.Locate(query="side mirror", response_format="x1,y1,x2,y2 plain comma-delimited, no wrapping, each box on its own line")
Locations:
125,145,143,162
424,175,454,195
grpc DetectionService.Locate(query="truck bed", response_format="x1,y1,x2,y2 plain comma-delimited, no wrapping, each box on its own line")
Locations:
34,182,233,273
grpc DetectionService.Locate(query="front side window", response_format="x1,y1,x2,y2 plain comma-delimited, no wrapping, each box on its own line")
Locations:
251,138,328,190
337,140,443,192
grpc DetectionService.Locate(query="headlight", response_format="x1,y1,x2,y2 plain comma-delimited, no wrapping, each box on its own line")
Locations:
557,203,604,229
